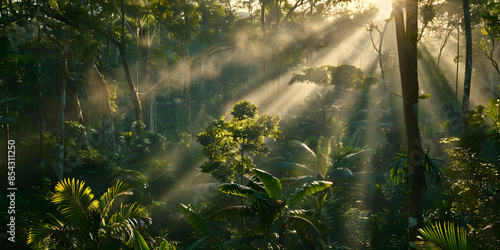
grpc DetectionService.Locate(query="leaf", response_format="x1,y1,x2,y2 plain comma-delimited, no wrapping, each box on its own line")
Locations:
272,162,315,176
207,205,251,221
288,181,332,205
27,214,67,248
179,204,210,237
286,216,322,238
51,178,98,225
418,93,431,100
252,168,283,200
132,229,150,250
418,222,477,249
346,127,363,148
287,140,317,159
185,236,210,250
159,240,176,250
218,183,269,200
99,181,134,217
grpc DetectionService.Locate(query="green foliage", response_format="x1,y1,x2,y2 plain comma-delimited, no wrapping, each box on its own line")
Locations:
289,64,377,89
390,148,443,191
28,178,151,249
196,101,282,182
179,204,211,238
418,222,478,250
231,100,258,120
208,168,331,248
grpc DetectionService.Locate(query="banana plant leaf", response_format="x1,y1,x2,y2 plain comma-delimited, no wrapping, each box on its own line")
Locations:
252,168,283,200
179,204,210,237
288,181,332,205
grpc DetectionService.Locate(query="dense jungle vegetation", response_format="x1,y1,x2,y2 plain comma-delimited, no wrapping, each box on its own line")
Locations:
0,0,499,249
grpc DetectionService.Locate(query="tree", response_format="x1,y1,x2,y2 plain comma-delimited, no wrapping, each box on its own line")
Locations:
196,101,282,183
461,0,473,133
393,0,424,248
28,178,151,249
150,0,201,134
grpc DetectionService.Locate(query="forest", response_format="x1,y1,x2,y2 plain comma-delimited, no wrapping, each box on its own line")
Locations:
0,0,499,249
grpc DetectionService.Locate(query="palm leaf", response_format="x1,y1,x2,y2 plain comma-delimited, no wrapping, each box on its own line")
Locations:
252,168,283,200
288,181,332,206
27,214,67,248
51,178,98,225
185,236,210,250
99,180,134,218
207,205,251,221
179,204,210,237
418,221,478,250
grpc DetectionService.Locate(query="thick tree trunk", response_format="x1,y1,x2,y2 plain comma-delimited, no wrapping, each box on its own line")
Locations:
393,1,424,249
461,0,473,134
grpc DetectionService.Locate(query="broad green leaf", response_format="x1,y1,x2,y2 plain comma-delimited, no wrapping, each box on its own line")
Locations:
159,240,176,250
132,229,150,250
286,216,322,238
218,183,270,200
272,162,315,176
179,204,210,237
288,181,332,205
418,93,431,100
252,168,283,200
208,205,251,221
185,236,210,250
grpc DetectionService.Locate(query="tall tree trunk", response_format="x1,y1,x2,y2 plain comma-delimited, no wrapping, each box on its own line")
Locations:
260,0,269,86
92,63,116,153
393,1,424,249
58,27,70,180
68,82,84,124
181,39,191,134
120,0,143,126
461,0,473,134
37,12,45,177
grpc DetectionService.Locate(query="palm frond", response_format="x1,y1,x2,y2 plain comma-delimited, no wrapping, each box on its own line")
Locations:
418,221,478,250
51,178,98,225
27,214,67,249
99,180,134,217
